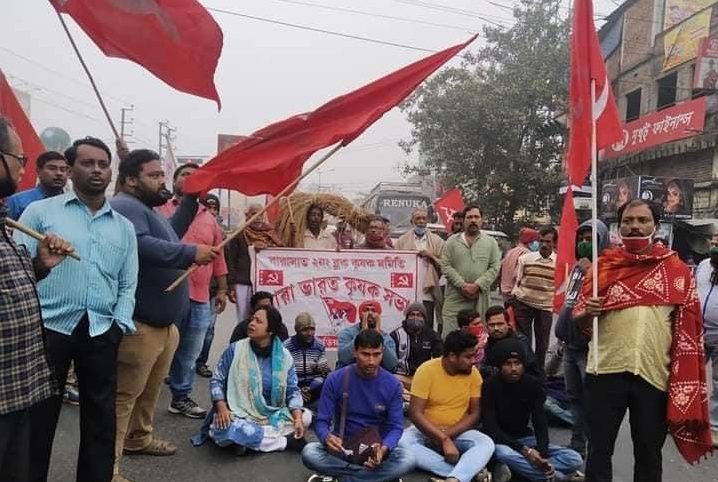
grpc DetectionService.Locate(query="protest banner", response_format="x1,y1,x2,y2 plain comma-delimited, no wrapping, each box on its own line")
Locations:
253,248,422,348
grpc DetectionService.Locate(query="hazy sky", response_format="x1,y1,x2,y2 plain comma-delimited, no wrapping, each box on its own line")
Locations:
2,0,618,197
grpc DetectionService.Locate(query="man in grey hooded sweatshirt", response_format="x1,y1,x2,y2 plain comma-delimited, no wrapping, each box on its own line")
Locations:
554,219,609,457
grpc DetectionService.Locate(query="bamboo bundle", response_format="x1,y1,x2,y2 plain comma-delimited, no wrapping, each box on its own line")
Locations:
275,192,373,247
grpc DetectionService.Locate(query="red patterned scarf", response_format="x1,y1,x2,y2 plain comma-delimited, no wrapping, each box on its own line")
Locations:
576,244,712,464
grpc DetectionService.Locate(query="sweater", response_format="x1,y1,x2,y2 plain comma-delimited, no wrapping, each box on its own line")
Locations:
389,325,443,376
481,332,540,379
314,365,404,450
482,373,549,456
284,335,330,387
110,193,197,326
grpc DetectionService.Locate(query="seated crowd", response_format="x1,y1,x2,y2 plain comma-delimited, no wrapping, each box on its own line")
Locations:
195,291,586,482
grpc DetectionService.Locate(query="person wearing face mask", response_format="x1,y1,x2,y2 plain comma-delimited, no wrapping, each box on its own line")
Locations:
500,228,539,303
574,200,712,480
695,232,718,448
554,219,609,458
511,226,558,376
110,150,219,480
284,313,330,406
396,209,446,331
358,215,393,250
390,303,443,404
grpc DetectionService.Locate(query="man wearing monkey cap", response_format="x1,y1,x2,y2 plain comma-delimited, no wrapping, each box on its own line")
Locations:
336,300,398,372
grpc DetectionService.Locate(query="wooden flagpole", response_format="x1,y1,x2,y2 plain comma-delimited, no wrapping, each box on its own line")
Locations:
164,143,344,292
590,79,600,372
55,10,120,139
6,218,81,261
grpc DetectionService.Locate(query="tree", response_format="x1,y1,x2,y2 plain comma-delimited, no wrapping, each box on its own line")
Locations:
401,0,569,236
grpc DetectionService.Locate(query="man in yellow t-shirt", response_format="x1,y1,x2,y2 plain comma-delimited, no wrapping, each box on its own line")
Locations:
399,330,495,482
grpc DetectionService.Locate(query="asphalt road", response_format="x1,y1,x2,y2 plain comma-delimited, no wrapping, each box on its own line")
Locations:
48,307,718,482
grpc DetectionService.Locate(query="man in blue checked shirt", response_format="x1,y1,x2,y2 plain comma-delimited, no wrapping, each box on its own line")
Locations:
15,136,138,482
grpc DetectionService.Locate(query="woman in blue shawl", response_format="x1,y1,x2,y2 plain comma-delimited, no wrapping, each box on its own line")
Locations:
192,306,310,454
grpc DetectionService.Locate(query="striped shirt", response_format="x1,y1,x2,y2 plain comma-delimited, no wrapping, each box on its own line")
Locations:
14,191,139,337
512,251,556,312
283,335,330,387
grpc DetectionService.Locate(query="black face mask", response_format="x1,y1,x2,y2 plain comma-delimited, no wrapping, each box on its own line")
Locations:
0,156,18,198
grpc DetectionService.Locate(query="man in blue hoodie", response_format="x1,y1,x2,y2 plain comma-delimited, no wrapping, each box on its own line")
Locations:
110,149,219,481
554,219,608,457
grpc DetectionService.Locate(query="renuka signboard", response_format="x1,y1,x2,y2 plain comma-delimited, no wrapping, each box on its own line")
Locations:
601,97,707,160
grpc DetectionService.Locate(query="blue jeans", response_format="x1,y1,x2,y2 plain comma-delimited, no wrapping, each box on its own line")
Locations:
196,297,218,367
705,332,718,431
494,436,583,482
302,442,415,482
169,301,211,400
399,426,494,482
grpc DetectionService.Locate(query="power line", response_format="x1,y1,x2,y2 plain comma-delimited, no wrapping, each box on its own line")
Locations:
268,0,475,32
206,7,437,52
391,0,515,27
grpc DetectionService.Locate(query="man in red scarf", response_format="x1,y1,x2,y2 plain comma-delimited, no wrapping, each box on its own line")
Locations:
574,200,712,481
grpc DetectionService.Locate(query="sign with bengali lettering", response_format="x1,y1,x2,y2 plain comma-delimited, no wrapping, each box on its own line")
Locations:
601,97,706,160
252,248,422,348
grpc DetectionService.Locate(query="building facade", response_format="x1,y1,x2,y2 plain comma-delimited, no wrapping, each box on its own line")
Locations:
598,0,718,220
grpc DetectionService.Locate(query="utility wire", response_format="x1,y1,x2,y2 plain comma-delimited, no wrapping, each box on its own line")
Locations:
207,7,437,52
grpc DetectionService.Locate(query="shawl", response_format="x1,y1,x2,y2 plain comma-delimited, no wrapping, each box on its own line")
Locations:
226,338,293,429
575,244,712,463
395,230,444,291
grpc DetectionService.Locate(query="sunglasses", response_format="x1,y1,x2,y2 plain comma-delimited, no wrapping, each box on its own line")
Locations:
1,151,29,167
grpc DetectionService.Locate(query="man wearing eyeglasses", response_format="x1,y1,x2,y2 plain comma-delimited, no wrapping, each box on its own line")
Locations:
0,117,74,481
13,136,139,482
5,150,69,221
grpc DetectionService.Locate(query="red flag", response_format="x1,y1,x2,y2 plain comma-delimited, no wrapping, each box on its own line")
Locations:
434,188,465,232
184,35,477,196
553,190,580,313
51,0,223,107
0,71,44,190
567,0,622,185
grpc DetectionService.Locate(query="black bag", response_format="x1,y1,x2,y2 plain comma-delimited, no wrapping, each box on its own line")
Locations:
337,368,383,466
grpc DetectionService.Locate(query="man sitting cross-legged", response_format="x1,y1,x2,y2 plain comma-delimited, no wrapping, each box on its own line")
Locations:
399,330,494,482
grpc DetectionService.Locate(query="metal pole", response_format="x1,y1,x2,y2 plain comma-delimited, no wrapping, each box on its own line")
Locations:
590,79,600,372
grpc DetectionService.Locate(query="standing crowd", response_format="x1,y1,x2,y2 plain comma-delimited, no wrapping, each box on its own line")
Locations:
0,115,713,482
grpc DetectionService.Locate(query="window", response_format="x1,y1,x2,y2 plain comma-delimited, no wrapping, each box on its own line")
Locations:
625,89,642,121
656,72,678,110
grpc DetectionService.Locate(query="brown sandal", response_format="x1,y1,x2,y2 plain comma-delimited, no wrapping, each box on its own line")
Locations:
123,438,177,456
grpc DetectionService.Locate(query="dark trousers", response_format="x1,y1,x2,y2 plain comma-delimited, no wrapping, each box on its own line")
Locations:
564,347,589,452
0,408,31,481
422,300,436,331
513,300,553,373
585,373,668,482
29,316,123,482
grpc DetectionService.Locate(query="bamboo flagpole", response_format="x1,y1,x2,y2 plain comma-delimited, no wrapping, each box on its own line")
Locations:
54,10,120,139
164,143,344,292
6,218,81,261
590,79,600,372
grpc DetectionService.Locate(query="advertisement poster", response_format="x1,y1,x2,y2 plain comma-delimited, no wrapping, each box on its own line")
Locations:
602,97,706,159
253,248,422,348
664,0,717,30
600,177,639,218
638,176,694,219
663,8,712,71
694,36,718,89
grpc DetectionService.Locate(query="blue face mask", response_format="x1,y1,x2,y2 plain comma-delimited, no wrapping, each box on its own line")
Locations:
414,226,427,236
528,240,540,252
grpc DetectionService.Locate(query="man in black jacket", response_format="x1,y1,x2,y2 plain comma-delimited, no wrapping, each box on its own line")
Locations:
480,305,540,380
483,338,584,482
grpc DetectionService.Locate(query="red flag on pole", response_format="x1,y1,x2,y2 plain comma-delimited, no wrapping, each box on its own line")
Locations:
50,0,223,107
553,190,580,312
184,35,478,196
434,188,465,232
0,71,44,190
567,0,622,185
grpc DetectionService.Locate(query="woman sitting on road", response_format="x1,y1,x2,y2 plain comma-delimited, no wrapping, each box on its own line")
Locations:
191,306,310,455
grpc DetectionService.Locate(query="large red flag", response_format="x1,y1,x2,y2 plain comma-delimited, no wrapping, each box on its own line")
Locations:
50,0,223,107
553,190,580,312
184,35,478,196
434,188,465,232
567,0,622,185
0,71,44,190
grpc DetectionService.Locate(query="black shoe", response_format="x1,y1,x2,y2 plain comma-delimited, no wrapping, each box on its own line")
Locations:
234,445,247,456
285,435,307,452
196,365,212,378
